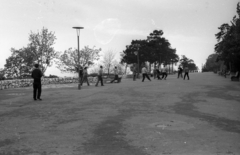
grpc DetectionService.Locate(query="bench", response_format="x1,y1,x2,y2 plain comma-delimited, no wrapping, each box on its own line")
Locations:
103,75,122,83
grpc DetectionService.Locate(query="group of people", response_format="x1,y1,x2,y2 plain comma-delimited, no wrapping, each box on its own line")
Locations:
131,65,190,82
31,64,120,100
177,66,190,80
31,63,191,100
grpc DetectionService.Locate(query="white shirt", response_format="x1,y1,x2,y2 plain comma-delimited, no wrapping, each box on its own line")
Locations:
142,67,147,74
113,68,118,75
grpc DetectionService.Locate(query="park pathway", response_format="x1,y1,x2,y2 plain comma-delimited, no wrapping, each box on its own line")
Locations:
0,72,240,155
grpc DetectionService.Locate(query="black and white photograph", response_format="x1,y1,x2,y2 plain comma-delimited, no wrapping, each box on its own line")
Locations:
0,0,240,154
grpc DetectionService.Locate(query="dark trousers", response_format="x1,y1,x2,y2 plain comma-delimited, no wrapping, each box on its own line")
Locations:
80,74,83,83
133,73,137,81
111,75,119,83
142,73,151,82
95,75,104,86
153,72,157,79
178,72,183,78
33,83,42,99
156,73,162,80
184,72,189,80
162,72,168,79
81,75,90,86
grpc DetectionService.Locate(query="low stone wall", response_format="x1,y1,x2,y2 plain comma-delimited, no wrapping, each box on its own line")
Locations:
0,77,98,90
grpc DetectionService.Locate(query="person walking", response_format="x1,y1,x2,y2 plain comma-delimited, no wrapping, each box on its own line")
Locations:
81,67,90,86
161,66,168,80
31,64,43,101
79,65,83,83
153,66,157,79
156,68,162,80
110,66,119,83
95,66,104,86
183,66,190,80
177,66,183,78
132,64,138,81
142,66,151,82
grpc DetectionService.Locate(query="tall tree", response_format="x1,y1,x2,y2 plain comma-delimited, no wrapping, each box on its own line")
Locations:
180,55,194,68
215,2,240,71
28,27,59,74
3,27,58,78
102,50,116,76
121,29,179,70
56,46,101,73
203,53,222,72
4,47,35,78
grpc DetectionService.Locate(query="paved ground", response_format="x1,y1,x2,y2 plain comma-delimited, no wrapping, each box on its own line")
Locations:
0,72,240,155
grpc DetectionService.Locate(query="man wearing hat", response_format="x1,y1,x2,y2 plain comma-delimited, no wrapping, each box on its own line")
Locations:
31,64,43,100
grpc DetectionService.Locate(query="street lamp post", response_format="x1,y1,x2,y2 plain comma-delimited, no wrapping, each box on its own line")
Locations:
73,26,84,90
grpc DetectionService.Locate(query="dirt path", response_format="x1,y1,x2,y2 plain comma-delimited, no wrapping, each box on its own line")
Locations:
0,72,240,155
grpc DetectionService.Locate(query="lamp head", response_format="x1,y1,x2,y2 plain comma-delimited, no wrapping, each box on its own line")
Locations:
72,27,84,29
73,27,84,36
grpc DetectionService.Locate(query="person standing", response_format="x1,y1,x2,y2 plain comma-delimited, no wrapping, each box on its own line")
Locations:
142,66,151,82
79,65,83,83
156,68,162,80
81,67,90,86
132,64,137,81
153,66,157,79
177,66,183,78
95,66,104,86
161,66,168,80
183,66,190,80
110,66,119,83
31,64,43,101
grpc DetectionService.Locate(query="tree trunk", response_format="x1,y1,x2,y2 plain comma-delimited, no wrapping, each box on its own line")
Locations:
124,64,128,75
149,62,152,73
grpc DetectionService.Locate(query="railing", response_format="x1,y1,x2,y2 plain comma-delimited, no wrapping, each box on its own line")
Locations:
0,77,98,90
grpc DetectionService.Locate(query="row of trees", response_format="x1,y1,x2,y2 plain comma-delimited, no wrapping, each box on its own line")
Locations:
202,54,223,72
1,28,103,79
1,28,198,80
120,30,198,71
204,2,240,72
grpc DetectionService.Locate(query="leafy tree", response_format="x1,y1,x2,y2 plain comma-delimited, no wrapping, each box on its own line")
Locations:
4,47,35,78
202,53,222,72
179,55,198,71
179,55,193,68
28,27,59,73
0,68,5,80
215,3,240,71
188,63,198,71
56,46,101,73
121,29,179,70
3,27,57,78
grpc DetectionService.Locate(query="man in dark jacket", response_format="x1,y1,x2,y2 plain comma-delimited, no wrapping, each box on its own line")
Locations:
183,67,190,80
178,66,183,78
31,64,43,100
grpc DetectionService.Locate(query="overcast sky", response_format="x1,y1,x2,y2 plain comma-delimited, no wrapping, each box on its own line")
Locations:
0,0,239,76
